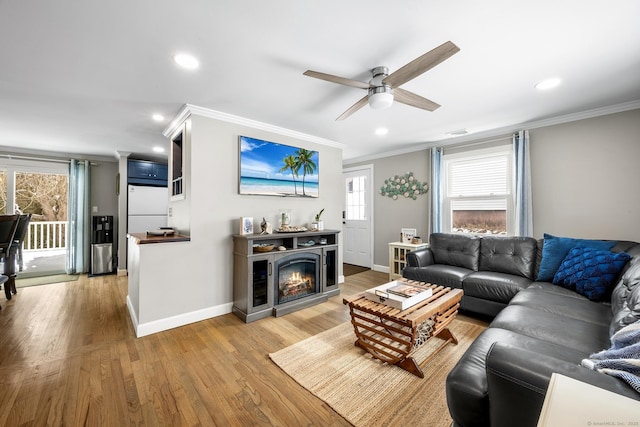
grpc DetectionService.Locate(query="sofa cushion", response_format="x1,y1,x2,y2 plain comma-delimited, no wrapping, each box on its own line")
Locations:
553,247,631,301
489,305,611,354
429,233,480,271
402,264,470,289
509,287,612,326
537,233,615,281
479,236,537,279
446,327,588,427
463,271,532,303
610,257,640,335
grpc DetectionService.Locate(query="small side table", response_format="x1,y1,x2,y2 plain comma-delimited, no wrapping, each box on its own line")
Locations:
388,241,429,281
537,373,640,426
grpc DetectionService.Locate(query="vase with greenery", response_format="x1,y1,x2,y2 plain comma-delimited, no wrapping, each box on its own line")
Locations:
312,208,324,231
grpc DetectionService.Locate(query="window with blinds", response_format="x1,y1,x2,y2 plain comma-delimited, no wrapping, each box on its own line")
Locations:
443,145,513,235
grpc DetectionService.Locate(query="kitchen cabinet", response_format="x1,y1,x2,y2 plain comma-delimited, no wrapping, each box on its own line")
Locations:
127,160,168,186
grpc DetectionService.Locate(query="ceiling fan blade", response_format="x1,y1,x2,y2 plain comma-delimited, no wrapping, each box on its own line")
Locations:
383,41,460,88
393,88,441,111
336,96,369,121
303,70,371,89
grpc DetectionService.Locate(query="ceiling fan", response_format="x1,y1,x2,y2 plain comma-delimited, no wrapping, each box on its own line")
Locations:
303,40,460,121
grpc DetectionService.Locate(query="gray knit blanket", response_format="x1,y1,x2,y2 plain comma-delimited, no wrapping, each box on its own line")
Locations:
581,320,640,394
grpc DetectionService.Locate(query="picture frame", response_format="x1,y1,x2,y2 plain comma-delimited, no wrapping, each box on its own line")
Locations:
401,228,417,244
240,217,254,235
238,135,319,197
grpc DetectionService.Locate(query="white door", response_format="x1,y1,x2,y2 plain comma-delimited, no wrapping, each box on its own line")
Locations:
343,165,373,268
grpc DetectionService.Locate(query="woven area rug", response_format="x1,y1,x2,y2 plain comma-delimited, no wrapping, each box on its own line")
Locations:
270,317,484,427
15,274,79,288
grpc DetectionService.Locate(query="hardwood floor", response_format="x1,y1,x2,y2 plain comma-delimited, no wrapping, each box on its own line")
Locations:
342,263,370,277
0,270,397,426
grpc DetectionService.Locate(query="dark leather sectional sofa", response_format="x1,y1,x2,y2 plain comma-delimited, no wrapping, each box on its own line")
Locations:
402,233,640,427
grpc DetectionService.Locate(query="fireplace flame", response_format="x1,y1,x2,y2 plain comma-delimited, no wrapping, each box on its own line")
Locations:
280,270,314,296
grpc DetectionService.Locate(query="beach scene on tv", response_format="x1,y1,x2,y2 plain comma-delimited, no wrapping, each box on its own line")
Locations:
239,136,319,197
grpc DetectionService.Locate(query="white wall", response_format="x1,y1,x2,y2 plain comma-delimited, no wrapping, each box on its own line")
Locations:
530,109,640,241
165,112,344,314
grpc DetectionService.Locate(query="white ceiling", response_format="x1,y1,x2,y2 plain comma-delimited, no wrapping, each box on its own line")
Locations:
1,1,639,162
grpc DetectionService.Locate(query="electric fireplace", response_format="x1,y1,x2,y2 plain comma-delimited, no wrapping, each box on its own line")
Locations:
232,229,340,322
275,253,320,305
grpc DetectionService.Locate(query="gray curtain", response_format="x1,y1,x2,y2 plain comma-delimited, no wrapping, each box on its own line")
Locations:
513,130,533,237
430,147,443,234
66,159,91,274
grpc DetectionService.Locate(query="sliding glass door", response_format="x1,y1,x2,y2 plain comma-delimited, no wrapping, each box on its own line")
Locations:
0,159,68,277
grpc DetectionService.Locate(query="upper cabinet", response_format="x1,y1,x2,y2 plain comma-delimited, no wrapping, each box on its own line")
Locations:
127,160,168,187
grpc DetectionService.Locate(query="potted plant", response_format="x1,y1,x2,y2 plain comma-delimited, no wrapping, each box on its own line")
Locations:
312,208,325,231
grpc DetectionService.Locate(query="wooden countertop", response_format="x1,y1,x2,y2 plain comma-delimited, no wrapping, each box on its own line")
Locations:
128,232,191,244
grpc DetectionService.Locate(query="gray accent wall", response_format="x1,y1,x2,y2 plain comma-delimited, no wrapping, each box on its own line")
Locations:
345,108,640,269
348,151,430,269
529,108,640,242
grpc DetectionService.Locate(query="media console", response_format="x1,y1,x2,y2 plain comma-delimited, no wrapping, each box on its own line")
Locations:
232,229,340,322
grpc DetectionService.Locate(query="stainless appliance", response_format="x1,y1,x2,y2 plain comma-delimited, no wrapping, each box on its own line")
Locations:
91,243,113,275
91,215,114,275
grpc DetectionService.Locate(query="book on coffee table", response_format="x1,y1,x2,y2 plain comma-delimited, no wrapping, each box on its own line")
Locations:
364,280,433,310
386,283,428,298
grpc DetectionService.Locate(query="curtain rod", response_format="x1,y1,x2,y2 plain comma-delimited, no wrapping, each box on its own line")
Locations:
0,153,98,165
442,135,513,152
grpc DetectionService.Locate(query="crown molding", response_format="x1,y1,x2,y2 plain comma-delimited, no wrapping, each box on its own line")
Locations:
0,145,118,164
343,100,640,165
164,104,346,150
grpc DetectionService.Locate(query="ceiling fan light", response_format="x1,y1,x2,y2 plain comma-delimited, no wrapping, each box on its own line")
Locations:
369,90,394,110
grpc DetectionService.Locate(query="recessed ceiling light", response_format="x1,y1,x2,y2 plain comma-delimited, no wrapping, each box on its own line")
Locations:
375,127,388,136
153,146,165,153
152,114,164,122
172,53,199,70
535,77,562,91
447,129,468,137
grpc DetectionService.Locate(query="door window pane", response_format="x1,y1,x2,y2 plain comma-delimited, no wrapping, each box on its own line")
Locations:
345,175,367,220
15,171,68,275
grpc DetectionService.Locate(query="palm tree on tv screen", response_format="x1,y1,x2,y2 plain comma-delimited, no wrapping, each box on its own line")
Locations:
295,149,317,196
279,154,299,195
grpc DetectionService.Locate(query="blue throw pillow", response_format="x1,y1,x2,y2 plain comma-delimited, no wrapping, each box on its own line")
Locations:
537,234,616,281
552,247,630,301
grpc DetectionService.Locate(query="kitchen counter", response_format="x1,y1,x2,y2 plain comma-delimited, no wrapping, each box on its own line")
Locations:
128,232,191,244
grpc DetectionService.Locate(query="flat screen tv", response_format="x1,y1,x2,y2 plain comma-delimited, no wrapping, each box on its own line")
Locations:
238,135,319,197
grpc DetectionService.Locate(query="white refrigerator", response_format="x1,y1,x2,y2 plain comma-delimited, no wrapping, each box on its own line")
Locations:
127,185,169,233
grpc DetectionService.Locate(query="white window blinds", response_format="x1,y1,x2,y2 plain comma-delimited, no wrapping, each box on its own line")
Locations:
448,155,508,198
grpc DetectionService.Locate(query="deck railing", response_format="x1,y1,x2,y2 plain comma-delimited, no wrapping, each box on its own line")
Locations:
24,221,67,251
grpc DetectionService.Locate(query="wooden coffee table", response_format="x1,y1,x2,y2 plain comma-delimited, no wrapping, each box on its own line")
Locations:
343,279,463,378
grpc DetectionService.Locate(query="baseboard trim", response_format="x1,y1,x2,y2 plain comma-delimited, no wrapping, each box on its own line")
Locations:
373,264,389,273
127,298,233,338
126,295,139,333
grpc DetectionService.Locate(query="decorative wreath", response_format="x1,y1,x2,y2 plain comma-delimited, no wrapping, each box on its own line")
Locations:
380,172,429,200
